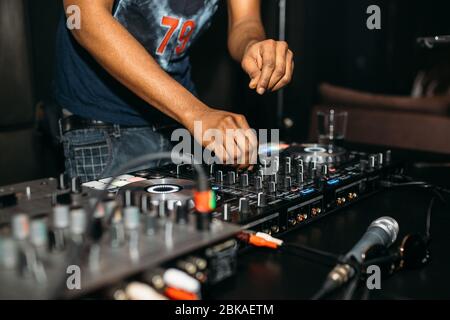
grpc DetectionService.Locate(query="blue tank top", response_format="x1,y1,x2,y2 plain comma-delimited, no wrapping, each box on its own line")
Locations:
54,0,220,126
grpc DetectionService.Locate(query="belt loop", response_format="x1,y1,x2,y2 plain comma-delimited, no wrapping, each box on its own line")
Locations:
113,124,121,138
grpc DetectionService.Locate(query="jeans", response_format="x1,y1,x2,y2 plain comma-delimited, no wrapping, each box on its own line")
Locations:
61,125,173,183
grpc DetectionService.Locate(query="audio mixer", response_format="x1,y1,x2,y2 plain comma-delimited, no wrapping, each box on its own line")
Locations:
0,143,400,299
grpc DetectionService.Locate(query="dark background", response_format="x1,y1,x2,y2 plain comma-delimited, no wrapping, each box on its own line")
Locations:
1,0,450,186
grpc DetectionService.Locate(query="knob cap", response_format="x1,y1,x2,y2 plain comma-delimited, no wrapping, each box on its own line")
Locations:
30,219,48,248
124,206,140,230
255,176,263,190
12,214,30,240
240,173,249,188
70,207,87,236
53,205,70,229
283,176,292,190
378,153,384,166
297,171,304,185
215,170,223,183
209,164,215,176
175,203,188,224
58,173,69,190
223,203,231,221
321,164,328,177
360,160,368,172
257,192,267,207
71,177,82,194
239,198,250,214
226,172,236,185
285,157,292,175
385,150,392,164
268,181,277,194
369,155,376,169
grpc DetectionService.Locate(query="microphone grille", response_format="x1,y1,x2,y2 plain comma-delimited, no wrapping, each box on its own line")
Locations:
369,217,399,245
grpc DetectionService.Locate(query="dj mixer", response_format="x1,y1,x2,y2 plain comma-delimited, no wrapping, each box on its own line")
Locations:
0,143,400,299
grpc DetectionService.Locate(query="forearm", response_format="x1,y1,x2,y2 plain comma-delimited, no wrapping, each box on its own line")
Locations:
228,18,265,62
67,2,208,127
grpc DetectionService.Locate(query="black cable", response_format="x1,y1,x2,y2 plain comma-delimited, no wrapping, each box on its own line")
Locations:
51,152,208,299
283,243,343,263
342,272,360,300
280,246,340,268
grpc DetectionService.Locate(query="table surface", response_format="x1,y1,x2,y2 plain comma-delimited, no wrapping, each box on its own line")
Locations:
210,144,450,300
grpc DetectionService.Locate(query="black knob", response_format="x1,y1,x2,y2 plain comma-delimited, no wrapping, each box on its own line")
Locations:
378,153,384,167
215,170,223,183
240,173,249,188
223,203,231,221
297,171,304,185
369,155,376,169
175,203,188,224
385,150,392,164
145,213,157,236
257,192,267,207
283,176,292,190
268,181,277,194
239,198,250,214
71,177,82,194
321,164,328,177
285,157,292,175
157,200,168,218
58,173,69,190
90,216,104,243
255,176,263,190
360,160,368,172
226,172,236,185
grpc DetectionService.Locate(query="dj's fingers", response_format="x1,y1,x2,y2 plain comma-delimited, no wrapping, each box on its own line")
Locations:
272,50,294,92
233,130,251,170
257,40,278,95
242,53,262,90
267,41,289,91
233,115,258,167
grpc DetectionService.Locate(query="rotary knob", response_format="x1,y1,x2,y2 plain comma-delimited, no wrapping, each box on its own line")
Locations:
240,173,249,188
369,155,376,169
58,173,69,190
71,177,82,194
215,170,223,183
255,176,263,191
297,171,304,185
12,214,30,241
238,198,250,214
226,172,236,185
223,203,231,221
257,192,267,208
285,157,292,175
283,176,292,190
268,181,277,194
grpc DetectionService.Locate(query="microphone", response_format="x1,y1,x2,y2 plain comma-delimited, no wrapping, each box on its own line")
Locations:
314,217,399,299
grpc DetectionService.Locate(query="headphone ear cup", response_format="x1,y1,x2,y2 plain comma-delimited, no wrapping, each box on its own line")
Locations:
399,234,431,269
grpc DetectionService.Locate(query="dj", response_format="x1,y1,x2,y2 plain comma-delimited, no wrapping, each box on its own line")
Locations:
55,0,294,182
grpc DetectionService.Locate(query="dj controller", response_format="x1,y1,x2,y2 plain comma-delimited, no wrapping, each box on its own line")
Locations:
0,143,400,300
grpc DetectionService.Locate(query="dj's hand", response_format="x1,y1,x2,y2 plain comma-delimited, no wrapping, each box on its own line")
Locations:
241,40,294,95
184,108,258,169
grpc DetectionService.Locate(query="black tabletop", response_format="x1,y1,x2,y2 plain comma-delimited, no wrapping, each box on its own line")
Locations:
210,145,450,300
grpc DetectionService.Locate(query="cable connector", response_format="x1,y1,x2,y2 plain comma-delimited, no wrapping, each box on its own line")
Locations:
237,231,282,249
255,232,284,247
